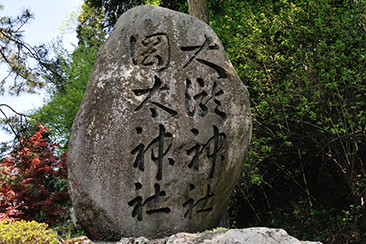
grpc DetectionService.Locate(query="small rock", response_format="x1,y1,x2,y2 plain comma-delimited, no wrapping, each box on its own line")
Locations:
63,236,94,244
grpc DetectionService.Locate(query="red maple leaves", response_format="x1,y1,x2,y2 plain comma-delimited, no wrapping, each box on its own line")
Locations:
0,124,69,225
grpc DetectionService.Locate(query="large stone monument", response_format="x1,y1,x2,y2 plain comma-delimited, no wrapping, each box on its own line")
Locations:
68,5,252,241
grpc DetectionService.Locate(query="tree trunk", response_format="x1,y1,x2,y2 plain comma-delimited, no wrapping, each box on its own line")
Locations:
188,0,209,24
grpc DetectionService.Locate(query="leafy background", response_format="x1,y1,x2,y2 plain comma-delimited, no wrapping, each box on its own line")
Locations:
1,0,365,243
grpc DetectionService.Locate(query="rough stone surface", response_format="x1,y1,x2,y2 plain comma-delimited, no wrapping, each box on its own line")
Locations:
94,228,322,244
68,5,251,241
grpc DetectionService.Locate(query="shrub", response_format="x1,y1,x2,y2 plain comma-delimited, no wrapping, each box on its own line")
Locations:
0,220,58,244
211,0,366,242
0,124,69,225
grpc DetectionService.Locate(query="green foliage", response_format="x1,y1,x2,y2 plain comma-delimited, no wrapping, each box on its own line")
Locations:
53,221,85,240
291,206,366,242
211,0,366,242
34,3,105,146
144,0,187,13
34,44,98,146
6,0,364,242
86,0,187,31
203,227,228,233
86,0,145,30
145,0,161,6
0,7,69,156
76,3,106,48
0,220,58,244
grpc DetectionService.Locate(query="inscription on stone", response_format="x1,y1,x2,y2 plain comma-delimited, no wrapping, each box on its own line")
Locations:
128,183,171,221
183,184,215,220
181,34,227,79
133,75,177,117
131,124,174,180
185,79,226,120
68,5,252,241
130,33,171,71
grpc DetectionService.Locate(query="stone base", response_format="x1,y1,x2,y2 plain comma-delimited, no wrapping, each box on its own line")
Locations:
93,228,322,244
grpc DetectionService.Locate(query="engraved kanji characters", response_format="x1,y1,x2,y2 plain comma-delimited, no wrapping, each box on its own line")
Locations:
180,34,228,79
128,33,231,222
133,75,177,118
185,78,227,120
130,33,170,71
128,183,171,221
130,124,175,180
182,184,215,220
181,34,228,121
186,126,226,179
129,125,174,221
